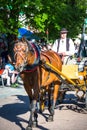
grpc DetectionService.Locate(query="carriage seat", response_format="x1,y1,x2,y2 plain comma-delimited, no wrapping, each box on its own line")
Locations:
62,65,78,79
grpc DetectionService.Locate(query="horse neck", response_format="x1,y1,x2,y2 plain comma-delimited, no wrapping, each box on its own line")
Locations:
27,51,35,65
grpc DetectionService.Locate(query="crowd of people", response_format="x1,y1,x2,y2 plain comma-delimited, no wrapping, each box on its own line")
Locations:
0,42,19,87
1,63,18,87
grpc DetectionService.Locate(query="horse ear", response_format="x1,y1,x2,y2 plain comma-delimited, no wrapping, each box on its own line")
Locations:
21,37,26,42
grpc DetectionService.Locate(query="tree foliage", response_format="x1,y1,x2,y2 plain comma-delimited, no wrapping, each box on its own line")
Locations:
0,0,87,40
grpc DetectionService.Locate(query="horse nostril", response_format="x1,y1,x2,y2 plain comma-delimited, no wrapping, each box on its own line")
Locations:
13,62,16,66
14,65,18,70
17,65,24,72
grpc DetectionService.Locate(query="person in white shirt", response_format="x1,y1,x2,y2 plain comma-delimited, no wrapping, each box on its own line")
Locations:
52,28,75,64
1,65,11,86
1,63,18,86
74,34,81,54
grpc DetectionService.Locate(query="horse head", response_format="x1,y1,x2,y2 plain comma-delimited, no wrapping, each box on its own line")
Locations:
14,38,40,72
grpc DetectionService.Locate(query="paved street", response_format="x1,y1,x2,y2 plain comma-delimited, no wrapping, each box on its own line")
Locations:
0,84,87,130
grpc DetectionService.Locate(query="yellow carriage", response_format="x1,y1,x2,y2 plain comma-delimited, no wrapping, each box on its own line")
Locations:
42,58,87,111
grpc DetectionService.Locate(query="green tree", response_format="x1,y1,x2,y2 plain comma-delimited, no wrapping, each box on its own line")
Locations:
0,0,87,41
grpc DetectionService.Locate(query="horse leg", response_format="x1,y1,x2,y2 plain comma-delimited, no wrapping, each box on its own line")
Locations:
39,87,46,113
47,84,54,122
48,83,59,122
26,99,38,130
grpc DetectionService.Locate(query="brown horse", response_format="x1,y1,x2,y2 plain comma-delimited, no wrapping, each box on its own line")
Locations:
13,38,62,130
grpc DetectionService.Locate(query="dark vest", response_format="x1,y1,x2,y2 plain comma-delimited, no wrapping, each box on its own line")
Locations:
57,38,70,53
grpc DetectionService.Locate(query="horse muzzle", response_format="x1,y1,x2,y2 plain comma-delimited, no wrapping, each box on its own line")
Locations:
15,64,24,72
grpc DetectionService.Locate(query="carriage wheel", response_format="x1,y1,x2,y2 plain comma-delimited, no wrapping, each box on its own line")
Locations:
85,88,87,110
85,67,87,110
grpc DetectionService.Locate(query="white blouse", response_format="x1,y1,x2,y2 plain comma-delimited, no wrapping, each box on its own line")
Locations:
52,38,75,56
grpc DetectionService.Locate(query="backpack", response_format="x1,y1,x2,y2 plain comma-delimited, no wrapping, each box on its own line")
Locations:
57,38,70,52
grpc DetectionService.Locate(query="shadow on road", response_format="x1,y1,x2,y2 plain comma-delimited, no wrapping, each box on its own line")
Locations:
0,92,87,130
0,95,51,130
56,92,87,114
0,95,29,130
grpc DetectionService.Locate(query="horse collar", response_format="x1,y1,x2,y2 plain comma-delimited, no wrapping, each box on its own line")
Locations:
23,42,40,72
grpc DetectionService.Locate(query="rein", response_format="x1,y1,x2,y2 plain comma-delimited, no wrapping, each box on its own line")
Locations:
40,52,52,82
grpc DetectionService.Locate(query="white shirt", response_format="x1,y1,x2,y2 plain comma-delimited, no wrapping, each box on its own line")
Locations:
52,38,75,56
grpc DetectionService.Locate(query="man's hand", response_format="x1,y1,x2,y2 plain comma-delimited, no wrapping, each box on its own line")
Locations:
58,52,66,56
58,52,66,62
62,52,66,56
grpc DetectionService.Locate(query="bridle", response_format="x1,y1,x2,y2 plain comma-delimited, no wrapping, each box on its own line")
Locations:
14,39,40,72
14,41,29,66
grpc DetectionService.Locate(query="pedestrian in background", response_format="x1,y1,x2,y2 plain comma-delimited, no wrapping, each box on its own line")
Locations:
52,28,75,64
1,46,9,68
1,63,18,87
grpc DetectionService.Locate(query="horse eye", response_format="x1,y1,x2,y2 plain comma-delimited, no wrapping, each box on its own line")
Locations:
31,49,34,53
23,49,26,52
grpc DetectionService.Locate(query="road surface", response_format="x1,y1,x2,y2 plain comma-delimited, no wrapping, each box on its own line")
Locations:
0,85,87,130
